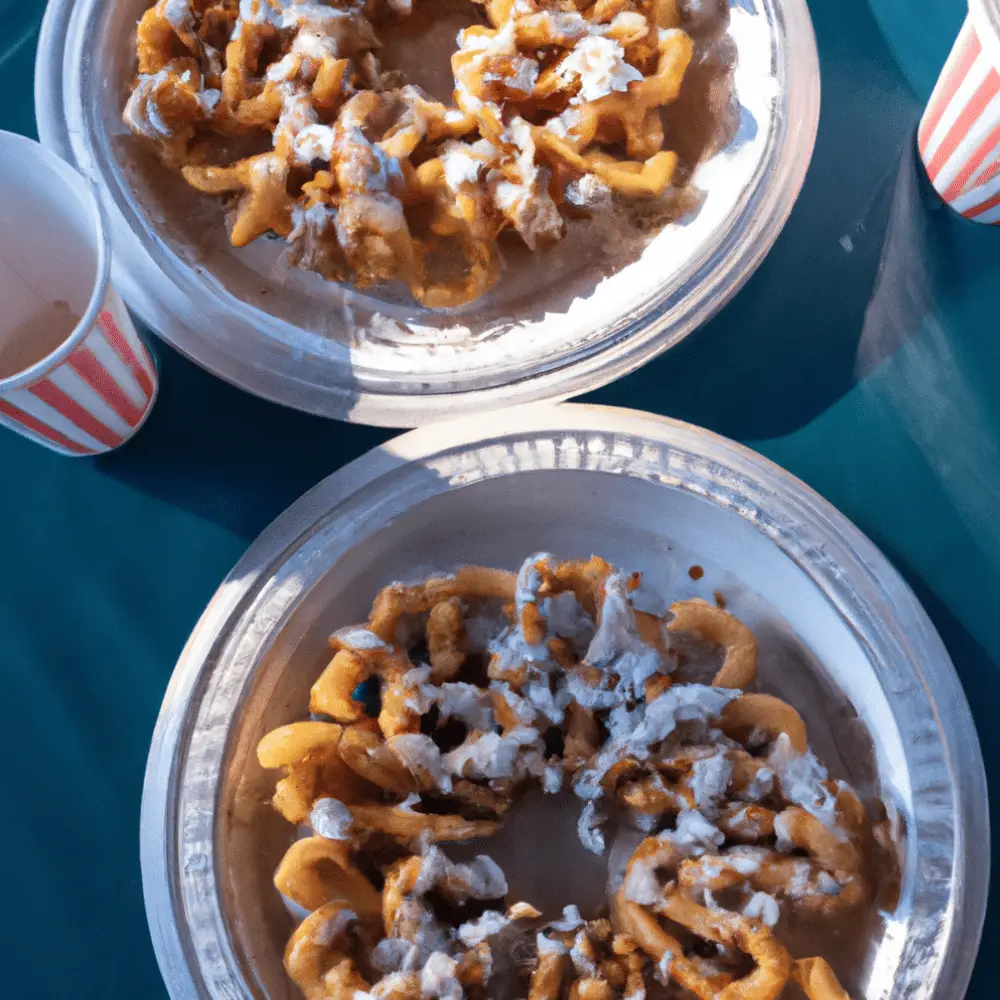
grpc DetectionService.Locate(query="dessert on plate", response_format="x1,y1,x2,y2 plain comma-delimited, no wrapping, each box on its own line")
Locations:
123,0,728,306
256,553,898,1000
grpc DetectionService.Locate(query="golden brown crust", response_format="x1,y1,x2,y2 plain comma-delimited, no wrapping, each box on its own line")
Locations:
793,957,852,1000
721,693,808,754
667,599,759,689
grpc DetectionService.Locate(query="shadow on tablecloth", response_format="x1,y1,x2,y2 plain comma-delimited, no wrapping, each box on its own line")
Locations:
854,139,1000,576
94,344,394,541
585,0,922,439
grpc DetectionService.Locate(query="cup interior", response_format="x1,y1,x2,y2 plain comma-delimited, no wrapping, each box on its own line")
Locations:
0,133,101,380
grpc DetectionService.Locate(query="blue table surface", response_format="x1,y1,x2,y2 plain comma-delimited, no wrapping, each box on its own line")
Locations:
1,0,997,996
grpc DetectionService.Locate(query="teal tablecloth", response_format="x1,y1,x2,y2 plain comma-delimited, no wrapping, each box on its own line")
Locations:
1,0,996,995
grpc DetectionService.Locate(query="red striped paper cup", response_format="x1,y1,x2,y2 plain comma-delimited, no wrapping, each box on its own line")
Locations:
918,0,1000,223
0,131,157,455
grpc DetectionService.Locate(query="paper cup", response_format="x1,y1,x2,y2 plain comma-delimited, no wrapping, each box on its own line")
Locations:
918,0,1000,223
0,131,158,455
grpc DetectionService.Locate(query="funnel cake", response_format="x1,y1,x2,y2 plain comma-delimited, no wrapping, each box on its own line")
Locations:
257,553,897,999
124,0,703,306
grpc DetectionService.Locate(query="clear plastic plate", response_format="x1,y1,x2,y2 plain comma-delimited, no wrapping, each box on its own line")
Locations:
36,0,819,425
140,403,987,999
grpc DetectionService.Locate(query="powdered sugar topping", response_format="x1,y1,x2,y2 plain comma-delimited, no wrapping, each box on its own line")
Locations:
556,36,643,103
310,797,354,840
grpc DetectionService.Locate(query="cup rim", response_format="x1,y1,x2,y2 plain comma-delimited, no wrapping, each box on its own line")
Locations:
0,130,112,394
970,0,1000,64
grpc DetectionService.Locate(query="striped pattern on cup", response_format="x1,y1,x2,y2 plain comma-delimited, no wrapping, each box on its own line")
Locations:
0,291,157,456
918,14,1000,223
